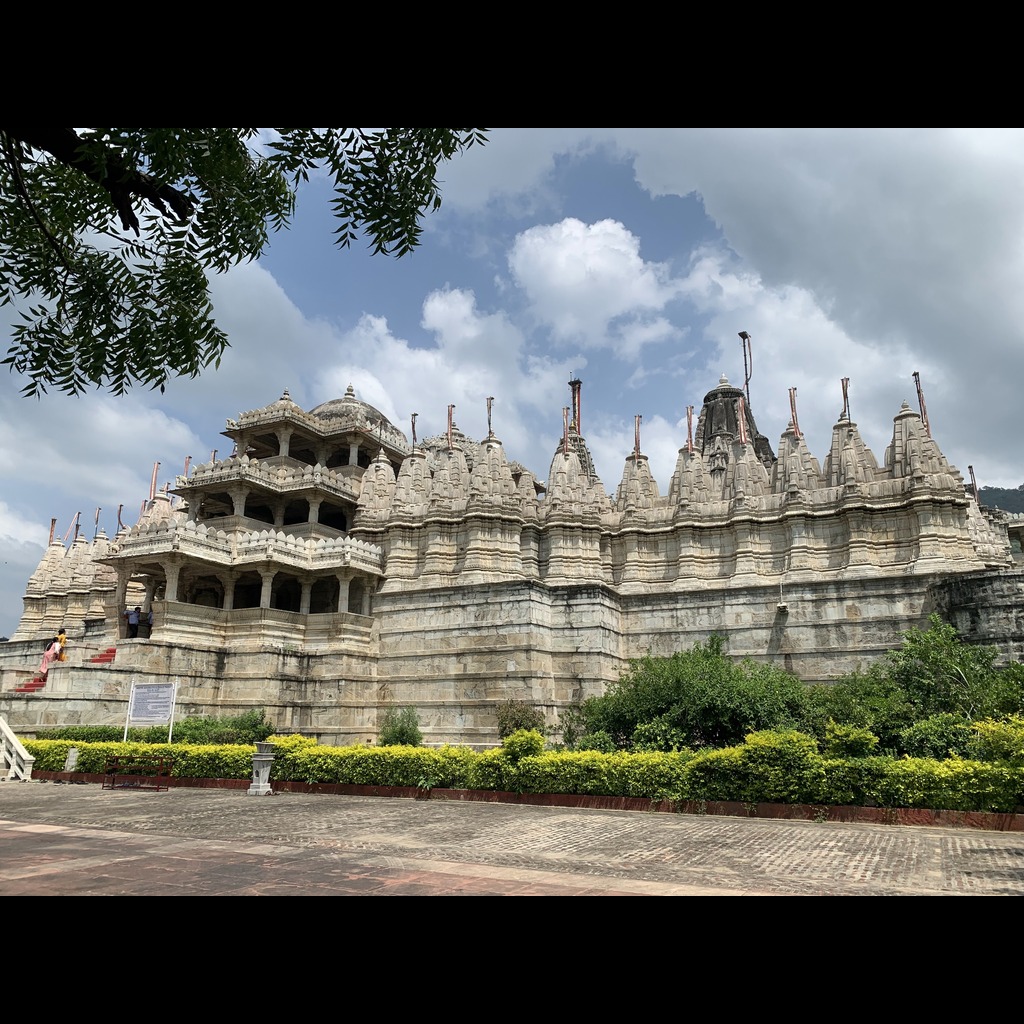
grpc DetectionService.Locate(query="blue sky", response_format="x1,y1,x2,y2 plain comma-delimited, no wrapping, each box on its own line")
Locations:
3,128,1023,638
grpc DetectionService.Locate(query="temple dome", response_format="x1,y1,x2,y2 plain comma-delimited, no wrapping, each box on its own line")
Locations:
309,384,402,437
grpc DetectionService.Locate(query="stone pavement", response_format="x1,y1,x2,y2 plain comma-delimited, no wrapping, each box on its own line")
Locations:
2,780,1024,896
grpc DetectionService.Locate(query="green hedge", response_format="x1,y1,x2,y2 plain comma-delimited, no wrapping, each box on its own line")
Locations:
21,729,1024,814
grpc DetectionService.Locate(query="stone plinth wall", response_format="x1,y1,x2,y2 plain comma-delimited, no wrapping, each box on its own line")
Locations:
931,569,1024,663
5,567,1024,747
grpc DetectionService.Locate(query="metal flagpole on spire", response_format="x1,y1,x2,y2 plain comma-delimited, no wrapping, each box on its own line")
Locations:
487,396,494,438
447,405,454,451
841,378,850,421
411,412,418,447
63,511,81,544
788,388,802,440
737,398,749,445
739,331,752,407
913,371,931,437
634,414,642,458
686,405,694,453
569,377,582,434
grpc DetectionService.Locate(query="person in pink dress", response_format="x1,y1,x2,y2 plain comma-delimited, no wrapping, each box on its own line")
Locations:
38,636,61,680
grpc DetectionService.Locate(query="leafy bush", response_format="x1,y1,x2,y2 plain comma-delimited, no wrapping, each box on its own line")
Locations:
378,706,423,747
22,729,1024,813
575,730,617,753
173,708,274,745
898,714,974,760
570,637,806,750
631,717,691,753
31,708,275,746
884,615,1018,720
496,700,547,738
798,664,915,752
823,720,880,758
501,729,545,760
969,715,1024,764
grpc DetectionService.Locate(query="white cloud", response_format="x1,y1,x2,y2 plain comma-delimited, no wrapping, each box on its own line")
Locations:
508,218,683,353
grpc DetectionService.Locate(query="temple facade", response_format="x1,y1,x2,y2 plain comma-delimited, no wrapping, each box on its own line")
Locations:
2,374,1022,747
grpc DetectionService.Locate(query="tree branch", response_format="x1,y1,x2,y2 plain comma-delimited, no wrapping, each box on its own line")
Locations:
0,133,71,264
0,128,195,233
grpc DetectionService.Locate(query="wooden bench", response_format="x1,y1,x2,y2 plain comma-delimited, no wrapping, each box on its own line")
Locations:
102,754,174,792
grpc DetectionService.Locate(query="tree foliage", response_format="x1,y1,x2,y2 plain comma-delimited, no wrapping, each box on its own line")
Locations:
568,636,807,752
562,618,1024,756
0,128,488,396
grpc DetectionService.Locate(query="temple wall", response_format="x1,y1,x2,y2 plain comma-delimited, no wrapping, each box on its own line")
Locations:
7,568,1024,748
931,569,1024,663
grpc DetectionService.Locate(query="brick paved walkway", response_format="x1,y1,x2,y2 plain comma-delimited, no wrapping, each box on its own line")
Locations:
3,780,1024,895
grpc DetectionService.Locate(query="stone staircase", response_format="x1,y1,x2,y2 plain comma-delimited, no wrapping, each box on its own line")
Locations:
12,675,46,694
10,647,117,693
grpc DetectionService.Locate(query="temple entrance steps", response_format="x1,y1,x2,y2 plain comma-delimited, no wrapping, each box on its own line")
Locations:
88,648,117,665
12,676,46,694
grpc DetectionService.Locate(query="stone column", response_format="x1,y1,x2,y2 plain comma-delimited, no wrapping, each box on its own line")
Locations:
361,581,372,616
229,487,249,518
115,570,130,637
259,569,276,609
163,562,182,602
336,573,351,613
221,571,238,611
275,427,293,458
308,498,322,525
299,578,313,616
348,442,360,465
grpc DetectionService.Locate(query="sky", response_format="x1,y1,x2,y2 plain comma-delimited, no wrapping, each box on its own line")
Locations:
3,127,1024,639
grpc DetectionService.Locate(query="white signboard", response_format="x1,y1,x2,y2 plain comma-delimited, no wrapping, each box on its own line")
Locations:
129,682,177,723
123,681,179,741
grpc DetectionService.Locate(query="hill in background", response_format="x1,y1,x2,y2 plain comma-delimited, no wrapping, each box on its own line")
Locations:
979,485,1024,513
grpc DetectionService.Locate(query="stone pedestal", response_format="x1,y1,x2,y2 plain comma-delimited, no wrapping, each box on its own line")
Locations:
248,741,275,796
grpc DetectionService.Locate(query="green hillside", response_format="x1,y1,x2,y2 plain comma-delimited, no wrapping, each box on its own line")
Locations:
979,485,1024,513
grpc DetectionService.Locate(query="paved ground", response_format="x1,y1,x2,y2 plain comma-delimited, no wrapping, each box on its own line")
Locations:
2,780,1024,895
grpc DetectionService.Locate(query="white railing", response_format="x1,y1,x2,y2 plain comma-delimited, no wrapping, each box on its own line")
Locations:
0,716,35,781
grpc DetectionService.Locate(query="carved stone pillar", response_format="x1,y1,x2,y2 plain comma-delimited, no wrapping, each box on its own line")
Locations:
220,571,238,611
163,562,182,602
275,427,293,458
336,572,352,613
228,486,249,518
115,570,130,636
259,569,276,609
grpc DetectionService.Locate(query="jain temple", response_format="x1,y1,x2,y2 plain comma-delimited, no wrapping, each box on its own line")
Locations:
2,371,1023,747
